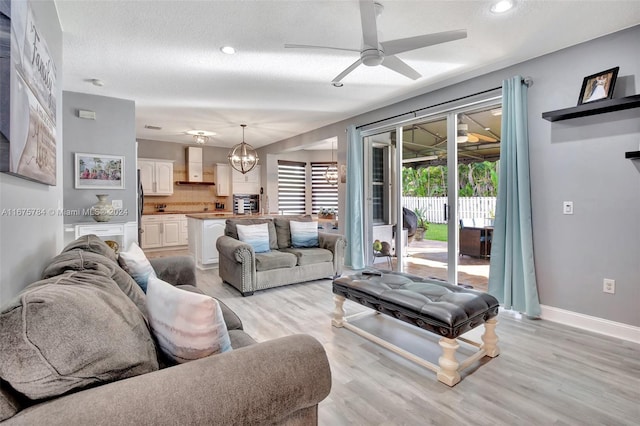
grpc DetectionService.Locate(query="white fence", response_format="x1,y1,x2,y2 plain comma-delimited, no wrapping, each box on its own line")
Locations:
403,197,496,224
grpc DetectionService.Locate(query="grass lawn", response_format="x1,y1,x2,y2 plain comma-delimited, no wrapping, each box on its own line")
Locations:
425,223,448,242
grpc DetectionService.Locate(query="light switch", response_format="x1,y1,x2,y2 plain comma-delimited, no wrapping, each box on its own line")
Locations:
563,201,573,215
112,199,123,209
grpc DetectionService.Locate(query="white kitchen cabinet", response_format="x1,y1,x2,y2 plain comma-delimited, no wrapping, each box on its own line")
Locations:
188,217,226,269
139,159,174,196
179,216,189,245
232,164,260,194
214,163,230,196
141,214,187,249
141,216,163,248
162,216,182,246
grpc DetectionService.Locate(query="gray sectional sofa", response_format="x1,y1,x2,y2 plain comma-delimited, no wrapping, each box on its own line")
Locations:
0,235,331,425
217,216,346,296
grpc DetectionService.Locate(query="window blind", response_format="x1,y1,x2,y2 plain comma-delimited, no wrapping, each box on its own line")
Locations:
311,162,338,215
278,160,306,215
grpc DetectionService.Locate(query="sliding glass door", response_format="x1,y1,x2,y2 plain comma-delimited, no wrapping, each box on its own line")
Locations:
362,99,501,289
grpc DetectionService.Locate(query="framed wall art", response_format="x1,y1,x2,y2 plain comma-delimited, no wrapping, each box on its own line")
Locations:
75,153,124,189
1,0,59,186
577,67,619,105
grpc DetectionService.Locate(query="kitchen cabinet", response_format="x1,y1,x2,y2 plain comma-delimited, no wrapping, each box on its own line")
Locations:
138,159,174,196
232,164,261,194
141,214,188,249
188,217,226,269
214,163,230,196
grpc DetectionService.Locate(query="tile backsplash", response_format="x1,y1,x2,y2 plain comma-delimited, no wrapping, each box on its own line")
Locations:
143,164,229,213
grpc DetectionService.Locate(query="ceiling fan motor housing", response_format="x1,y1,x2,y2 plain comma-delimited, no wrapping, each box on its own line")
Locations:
361,48,384,66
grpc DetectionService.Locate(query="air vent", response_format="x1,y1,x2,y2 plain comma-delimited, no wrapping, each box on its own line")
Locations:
144,125,162,130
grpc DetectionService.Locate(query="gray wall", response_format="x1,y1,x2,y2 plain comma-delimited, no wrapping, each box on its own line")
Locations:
0,1,63,304
62,92,136,223
138,138,231,164
260,26,640,327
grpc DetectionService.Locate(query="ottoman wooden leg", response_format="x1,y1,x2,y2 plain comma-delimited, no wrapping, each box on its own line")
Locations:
437,337,461,386
332,295,346,327
481,318,500,358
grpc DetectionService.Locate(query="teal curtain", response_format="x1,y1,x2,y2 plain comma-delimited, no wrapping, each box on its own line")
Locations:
345,125,365,269
488,76,541,318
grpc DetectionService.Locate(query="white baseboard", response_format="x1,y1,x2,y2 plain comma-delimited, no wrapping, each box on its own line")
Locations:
540,305,640,344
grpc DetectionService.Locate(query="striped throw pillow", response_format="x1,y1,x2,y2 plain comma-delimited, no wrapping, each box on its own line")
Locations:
290,220,319,248
146,276,232,363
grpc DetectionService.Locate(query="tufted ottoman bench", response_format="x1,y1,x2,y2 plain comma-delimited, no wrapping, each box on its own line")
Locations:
332,271,500,386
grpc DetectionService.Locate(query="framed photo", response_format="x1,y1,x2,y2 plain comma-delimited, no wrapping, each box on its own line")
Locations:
75,153,124,189
577,67,619,105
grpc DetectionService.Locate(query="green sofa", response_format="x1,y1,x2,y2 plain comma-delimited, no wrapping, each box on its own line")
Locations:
0,235,331,425
217,216,347,296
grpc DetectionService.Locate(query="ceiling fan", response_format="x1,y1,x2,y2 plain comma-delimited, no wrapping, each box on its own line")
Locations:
285,0,467,86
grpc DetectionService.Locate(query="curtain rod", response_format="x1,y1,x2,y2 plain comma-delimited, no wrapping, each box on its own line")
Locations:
356,76,533,130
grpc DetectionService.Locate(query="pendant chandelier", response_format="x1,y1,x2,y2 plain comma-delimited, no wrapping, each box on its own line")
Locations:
324,139,338,185
228,124,259,174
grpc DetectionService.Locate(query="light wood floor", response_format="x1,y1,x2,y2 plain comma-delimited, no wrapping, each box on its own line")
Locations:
194,268,640,426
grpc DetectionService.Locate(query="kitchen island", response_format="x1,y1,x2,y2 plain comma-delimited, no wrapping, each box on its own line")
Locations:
186,212,272,270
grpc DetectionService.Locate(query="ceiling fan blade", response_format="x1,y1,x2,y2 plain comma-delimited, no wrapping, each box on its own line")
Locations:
380,29,467,56
284,43,360,53
332,58,363,84
359,0,379,49
467,134,480,143
469,133,498,142
381,55,421,80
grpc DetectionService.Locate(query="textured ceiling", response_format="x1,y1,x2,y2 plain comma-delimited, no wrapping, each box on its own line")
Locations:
55,0,640,149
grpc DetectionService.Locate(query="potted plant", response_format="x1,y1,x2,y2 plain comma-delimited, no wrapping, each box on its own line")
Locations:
413,208,428,241
319,207,335,220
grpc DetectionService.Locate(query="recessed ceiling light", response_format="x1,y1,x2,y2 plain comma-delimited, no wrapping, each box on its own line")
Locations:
220,46,236,55
490,0,514,13
332,82,344,87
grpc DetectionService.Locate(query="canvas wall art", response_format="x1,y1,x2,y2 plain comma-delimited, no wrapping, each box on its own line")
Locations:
0,0,58,185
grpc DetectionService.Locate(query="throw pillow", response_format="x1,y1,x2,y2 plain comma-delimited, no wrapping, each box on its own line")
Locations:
119,242,157,292
236,223,271,253
0,271,158,401
290,220,319,248
274,215,312,248
146,276,232,364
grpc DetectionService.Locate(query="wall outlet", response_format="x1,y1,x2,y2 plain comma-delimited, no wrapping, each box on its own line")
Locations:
603,278,615,294
111,199,123,209
563,201,573,215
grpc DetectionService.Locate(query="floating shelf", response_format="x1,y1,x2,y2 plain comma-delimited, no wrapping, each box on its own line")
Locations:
625,151,640,160
542,94,640,122
175,181,215,186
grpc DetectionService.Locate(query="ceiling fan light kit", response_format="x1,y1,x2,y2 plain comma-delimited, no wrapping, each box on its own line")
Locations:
285,0,467,86
228,124,259,174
